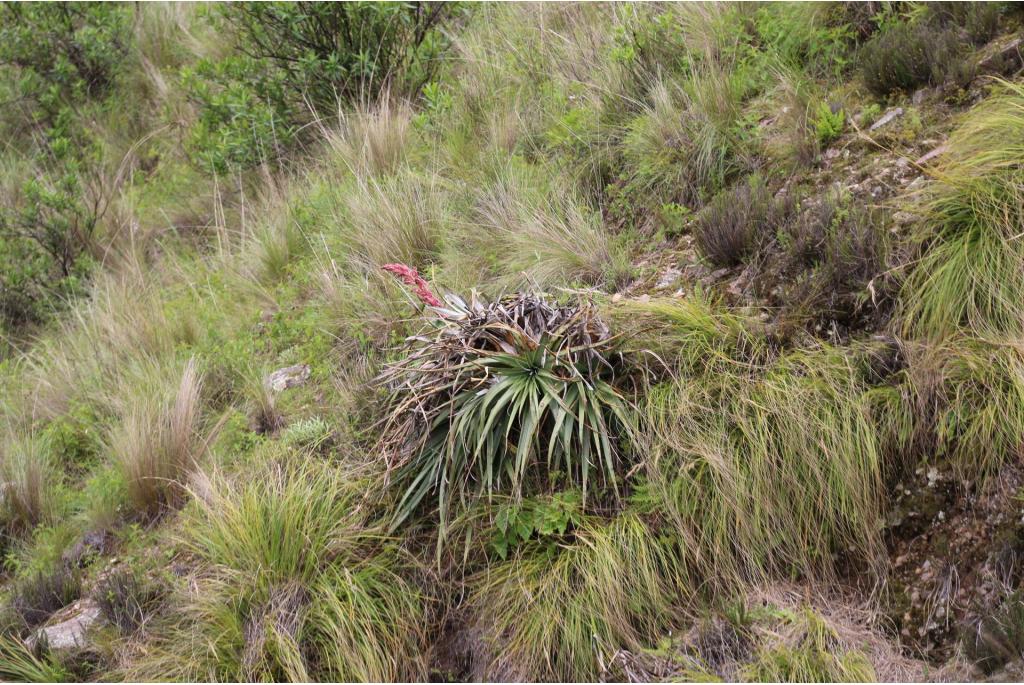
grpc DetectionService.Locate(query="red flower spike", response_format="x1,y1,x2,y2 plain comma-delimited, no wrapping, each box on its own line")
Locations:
382,263,443,308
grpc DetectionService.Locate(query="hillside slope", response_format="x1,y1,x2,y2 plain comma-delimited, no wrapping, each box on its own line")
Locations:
2,2,1024,682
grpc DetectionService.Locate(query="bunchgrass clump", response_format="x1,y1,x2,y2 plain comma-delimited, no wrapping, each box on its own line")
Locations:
131,461,424,682
107,358,208,517
379,291,633,534
0,633,69,683
0,433,56,532
633,298,886,586
900,80,1024,339
468,512,678,681
904,338,1024,487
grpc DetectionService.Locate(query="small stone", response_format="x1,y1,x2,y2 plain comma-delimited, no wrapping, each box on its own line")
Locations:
915,144,948,166
637,294,650,304
869,107,904,131
892,211,919,226
611,293,623,303
265,364,311,392
654,267,682,290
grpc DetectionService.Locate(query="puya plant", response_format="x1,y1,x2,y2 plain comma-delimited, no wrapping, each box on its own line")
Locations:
377,264,633,537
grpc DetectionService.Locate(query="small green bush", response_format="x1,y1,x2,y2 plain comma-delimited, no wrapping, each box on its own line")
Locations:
859,20,967,97
184,2,456,172
694,175,786,268
0,2,130,332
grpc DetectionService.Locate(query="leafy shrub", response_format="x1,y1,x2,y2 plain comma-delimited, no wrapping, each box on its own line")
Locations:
859,20,967,97
0,3,129,332
378,290,632,534
184,2,455,172
694,175,786,268
94,569,165,635
0,3,128,110
489,490,582,560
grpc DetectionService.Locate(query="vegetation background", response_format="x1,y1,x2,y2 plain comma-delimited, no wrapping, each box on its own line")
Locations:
1,1,1024,681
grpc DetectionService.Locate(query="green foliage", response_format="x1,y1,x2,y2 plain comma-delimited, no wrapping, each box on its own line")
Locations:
752,3,857,79
906,339,1024,487
740,608,876,682
184,2,455,172
9,564,81,630
637,311,887,587
812,102,845,146
490,490,582,560
0,2,129,331
0,432,58,533
380,293,632,535
859,18,967,97
0,2,128,111
280,416,332,451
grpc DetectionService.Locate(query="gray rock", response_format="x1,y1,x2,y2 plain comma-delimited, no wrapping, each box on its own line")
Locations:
978,37,1023,75
915,144,948,166
26,599,103,651
869,107,904,131
264,364,311,392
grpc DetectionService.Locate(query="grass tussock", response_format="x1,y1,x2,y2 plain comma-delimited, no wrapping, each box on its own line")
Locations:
0,433,57,531
901,80,1024,339
0,633,69,683
131,461,425,682
633,299,886,586
326,100,414,178
107,357,208,517
468,512,677,681
475,167,630,288
902,338,1024,487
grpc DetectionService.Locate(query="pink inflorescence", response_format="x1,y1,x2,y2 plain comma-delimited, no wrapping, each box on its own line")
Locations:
382,263,443,308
